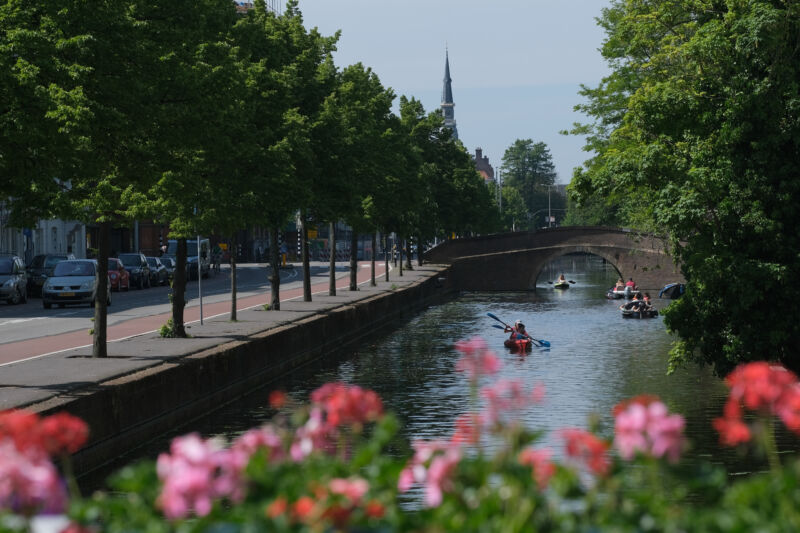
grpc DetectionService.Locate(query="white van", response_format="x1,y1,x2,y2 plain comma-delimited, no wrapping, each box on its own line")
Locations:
165,238,210,279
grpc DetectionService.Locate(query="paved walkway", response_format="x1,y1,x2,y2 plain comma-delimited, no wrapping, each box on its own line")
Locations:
0,261,443,411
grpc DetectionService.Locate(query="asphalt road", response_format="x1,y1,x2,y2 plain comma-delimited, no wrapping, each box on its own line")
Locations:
0,262,350,349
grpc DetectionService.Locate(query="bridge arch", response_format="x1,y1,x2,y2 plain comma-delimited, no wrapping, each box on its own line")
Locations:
424,227,683,291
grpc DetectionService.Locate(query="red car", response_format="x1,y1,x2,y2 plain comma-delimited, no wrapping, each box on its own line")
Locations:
108,257,130,291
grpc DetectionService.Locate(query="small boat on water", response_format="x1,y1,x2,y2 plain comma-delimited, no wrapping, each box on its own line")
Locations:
607,286,641,300
504,338,533,351
621,308,658,319
659,283,685,299
554,281,570,290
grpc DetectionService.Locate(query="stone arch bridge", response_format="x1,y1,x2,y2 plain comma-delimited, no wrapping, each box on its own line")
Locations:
423,227,684,291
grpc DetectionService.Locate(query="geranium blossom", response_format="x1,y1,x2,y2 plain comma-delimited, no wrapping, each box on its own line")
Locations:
518,447,556,489
481,379,544,426
311,382,383,428
156,433,245,519
0,441,67,515
613,396,686,462
714,362,800,446
454,336,501,381
560,428,610,476
398,439,462,507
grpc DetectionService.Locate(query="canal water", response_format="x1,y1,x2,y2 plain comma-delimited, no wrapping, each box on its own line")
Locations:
80,255,767,492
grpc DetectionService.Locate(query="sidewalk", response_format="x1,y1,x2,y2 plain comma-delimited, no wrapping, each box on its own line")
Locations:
0,262,444,411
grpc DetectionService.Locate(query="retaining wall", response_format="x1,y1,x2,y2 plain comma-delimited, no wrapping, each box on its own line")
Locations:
33,267,452,477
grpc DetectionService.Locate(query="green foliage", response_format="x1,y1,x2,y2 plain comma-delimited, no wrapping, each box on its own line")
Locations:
500,140,557,229
159,319,176,339
568,0,800,375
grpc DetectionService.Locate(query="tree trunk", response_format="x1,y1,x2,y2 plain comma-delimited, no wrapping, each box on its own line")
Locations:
329,221,336,296
349,230,358,291
416,234,423,266
171,238,188,337
405,239,413,270
230,235,237,321
384,233,389,282
370,232,376,286
92,220,110,358
398,235,403,276
301,211,311,302
268,227,281,310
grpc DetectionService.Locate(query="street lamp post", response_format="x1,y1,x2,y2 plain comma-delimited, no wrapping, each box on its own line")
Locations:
548,185,552,228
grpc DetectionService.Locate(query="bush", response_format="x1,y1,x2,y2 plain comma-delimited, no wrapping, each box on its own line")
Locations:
3,339,800,531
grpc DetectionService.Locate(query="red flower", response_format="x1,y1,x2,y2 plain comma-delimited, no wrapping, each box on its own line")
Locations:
0,410,43,454
268,390,287,409
612,394,660,417
292,496,316,521
40,412,89,455
560,428,610,476
266,497,288,518
726,362,797,412
311,383,383,428
518,447,556,489
365,499,385,519
712,416,751,446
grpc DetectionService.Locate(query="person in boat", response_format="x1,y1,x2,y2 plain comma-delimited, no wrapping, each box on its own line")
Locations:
621,293,644,311
642,293,653,310
557,274,566,283
505,320,530,340
625,277,637,289
614,278,625,291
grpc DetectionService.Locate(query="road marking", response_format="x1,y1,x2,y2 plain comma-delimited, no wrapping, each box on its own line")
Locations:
0,317,49,327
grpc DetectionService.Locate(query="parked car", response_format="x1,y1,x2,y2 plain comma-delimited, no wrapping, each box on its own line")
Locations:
161,256,176,280
165,238,210,280
146,256,169,286
0,254,28,304
26,253,75,296
117,253,151,289
107,257,130,291
42,259,111,309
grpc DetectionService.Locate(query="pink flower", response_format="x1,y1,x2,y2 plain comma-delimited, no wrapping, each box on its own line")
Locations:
0,441,67,515
481,379,544,426
518,447,556,489
451,412,483,444
232,424,285,463
156,433,245,520
613,398,685,463
329,477,369,503
397,440,462,507
454,337,501,381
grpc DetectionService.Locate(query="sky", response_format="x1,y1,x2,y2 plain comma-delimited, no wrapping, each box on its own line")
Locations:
296,0,612,184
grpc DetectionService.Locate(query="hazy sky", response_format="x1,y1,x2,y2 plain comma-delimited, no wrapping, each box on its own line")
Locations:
296,0,612,184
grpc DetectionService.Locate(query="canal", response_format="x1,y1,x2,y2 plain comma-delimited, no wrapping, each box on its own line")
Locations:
80,255,761,491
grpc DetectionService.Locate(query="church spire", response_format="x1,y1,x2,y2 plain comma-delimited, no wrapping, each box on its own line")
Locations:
441,48,458,139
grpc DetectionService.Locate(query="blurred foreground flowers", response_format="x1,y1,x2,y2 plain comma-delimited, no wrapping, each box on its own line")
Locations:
3,340,800,531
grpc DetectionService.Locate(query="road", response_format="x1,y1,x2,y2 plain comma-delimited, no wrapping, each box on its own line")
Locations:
0,262,376,365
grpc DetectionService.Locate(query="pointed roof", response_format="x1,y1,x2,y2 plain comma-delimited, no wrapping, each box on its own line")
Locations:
442,50,454,104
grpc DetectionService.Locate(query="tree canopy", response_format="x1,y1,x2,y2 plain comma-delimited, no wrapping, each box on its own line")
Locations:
569,0,800,375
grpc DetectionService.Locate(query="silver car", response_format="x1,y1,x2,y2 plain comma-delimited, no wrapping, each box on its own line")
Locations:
42,259,111,309
0,255,28,305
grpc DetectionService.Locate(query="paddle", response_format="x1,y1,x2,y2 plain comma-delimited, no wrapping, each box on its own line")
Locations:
486,312,550,347
548,279,576,284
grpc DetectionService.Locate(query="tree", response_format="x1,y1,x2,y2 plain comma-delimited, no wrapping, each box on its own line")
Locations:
499,140,557,229
569,1,800,375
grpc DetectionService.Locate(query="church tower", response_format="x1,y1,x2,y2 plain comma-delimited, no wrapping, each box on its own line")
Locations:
441,49,458,140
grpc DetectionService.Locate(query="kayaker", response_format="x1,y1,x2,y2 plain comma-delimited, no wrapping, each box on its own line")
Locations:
505,320,529,340
557,274,566,283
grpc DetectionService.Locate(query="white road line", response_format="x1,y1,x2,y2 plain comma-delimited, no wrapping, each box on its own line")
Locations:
0,264,394,367
0,317,49,327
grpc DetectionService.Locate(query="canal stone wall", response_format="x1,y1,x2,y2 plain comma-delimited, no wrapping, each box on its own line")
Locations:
425,227,684,291
30,267,454,477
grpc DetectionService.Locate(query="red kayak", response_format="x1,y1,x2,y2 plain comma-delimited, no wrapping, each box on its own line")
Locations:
504,338,533,351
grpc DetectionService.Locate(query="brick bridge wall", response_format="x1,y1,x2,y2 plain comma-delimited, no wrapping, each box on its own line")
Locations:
424,226,684,291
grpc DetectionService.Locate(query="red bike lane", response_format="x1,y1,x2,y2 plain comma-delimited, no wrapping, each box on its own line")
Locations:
0,263,385,366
